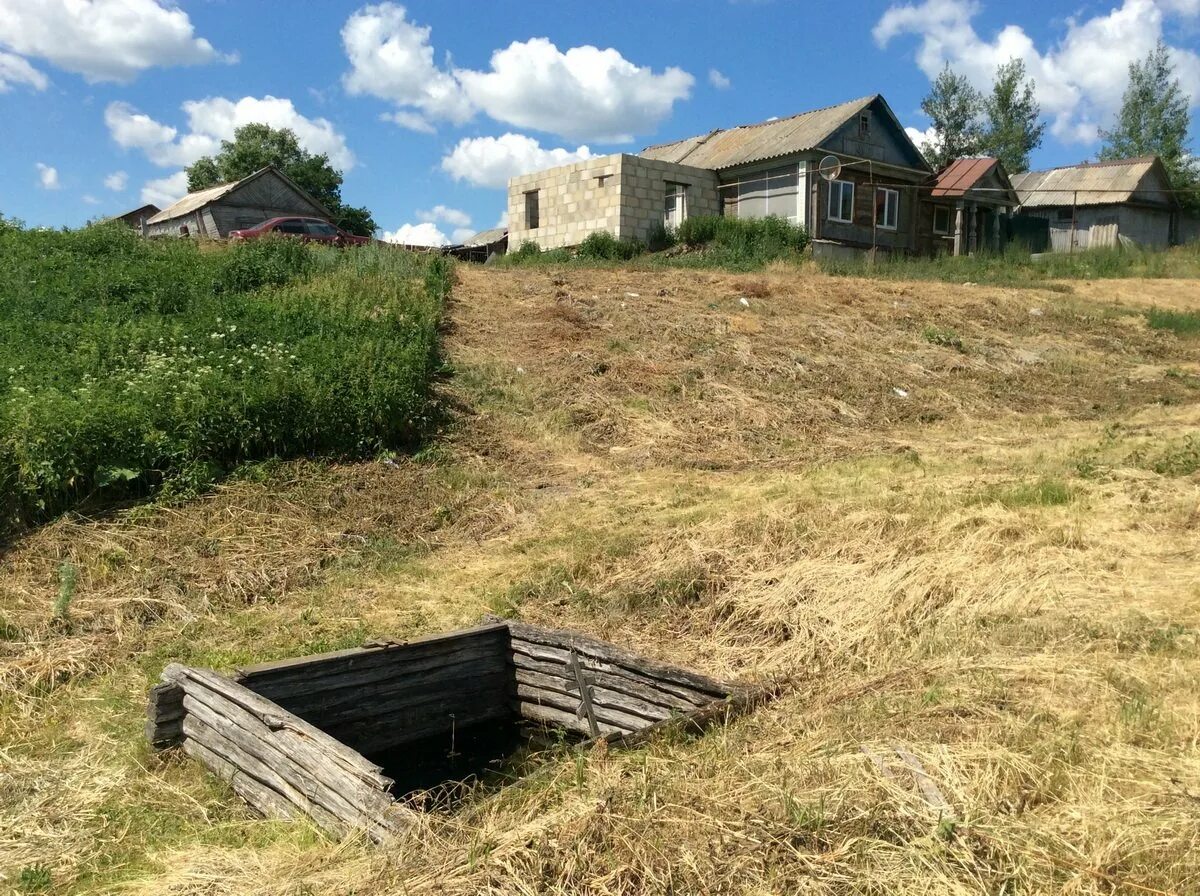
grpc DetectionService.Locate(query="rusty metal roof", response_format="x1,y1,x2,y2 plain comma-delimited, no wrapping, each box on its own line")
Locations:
639,95,888,171
146,166,332,224
1011,156,1174,208
932,158,998,196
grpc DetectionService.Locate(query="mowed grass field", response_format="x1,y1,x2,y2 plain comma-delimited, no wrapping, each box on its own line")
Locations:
2,258,1199,894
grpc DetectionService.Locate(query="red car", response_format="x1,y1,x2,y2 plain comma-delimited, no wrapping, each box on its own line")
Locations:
228,216,371,245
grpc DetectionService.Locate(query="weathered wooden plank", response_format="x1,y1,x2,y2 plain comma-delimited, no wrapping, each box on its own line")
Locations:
329,703,512,757
145,680,186,750
146,717,184,749
510,653,704,712
236,624,508,680
514,668,672,724
602,688,771,749
242,640,507,701
164,665,386,782
182,736,300,824
515,701,623,737
514,683,649,733
509,638,723,705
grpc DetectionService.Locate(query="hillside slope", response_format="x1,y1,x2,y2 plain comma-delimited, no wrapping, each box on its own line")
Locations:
3,265,1198,895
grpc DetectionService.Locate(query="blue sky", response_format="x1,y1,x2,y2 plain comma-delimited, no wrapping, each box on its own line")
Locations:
3,0,1199,242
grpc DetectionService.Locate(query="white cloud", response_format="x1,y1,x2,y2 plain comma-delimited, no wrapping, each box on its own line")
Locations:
441,133,593,188
341,4,693,142
140,170,188,207
708,68,731,89
82,194,100,205
874,0,1200,143
106,96,354,170
0,49,47,91
35,162,60,189
342,3,472,130
496,210,509,228
0,0,227,84
451,226,475,243
381,110,436,133
905,124,938,150
417,204,471,227
382,221,451,246
104,171,128,191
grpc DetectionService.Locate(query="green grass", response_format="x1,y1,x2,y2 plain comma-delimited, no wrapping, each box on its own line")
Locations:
973,477,1075,508
819,242,1200,285
1145,307,1200,336
0,220,448,535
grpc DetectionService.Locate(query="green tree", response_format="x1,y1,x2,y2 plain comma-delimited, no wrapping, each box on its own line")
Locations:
186,124,377,236
919,65,985,170
1100,41,1198,209
983,58,1045,173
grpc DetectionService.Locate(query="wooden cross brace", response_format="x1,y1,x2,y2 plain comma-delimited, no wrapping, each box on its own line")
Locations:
564,651,600,737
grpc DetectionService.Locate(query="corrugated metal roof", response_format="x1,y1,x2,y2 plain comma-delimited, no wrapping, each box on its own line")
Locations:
461,227,507,248
639,95,880,171
146,166,332,224
1012,156,1172,208
931,158,998,196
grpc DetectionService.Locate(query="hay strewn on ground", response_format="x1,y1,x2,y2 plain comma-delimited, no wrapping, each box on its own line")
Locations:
2,265,1198,894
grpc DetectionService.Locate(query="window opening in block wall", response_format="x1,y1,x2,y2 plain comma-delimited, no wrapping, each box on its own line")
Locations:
524,190,540,229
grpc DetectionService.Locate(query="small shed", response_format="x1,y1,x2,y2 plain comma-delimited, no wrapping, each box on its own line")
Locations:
449,227,509,263
106,203,161,234
921,157,1018,256
145,166,333,239
1011,156,1179,251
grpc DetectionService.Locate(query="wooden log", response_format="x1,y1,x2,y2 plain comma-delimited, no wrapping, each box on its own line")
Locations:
330,703,512,757
515,701,623,737
164,665,387,784
182,736,299,823
236,624,508,682
514,668,672,724
145,681,186,750
514,683,649,733
601,687,773,749
502,620,736,697
510,653,703,712
242,640,507,702
509,638,723,705
145,717,184,749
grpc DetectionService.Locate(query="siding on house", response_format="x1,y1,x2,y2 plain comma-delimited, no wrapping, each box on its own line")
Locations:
146,167,331,238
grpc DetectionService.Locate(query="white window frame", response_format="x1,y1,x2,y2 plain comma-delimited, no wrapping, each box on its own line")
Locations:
664,181,688,229
933,205,951,235
875,187,899,231
828,179,854,224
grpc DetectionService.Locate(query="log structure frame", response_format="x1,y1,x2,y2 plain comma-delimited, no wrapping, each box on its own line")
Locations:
147,619,753,841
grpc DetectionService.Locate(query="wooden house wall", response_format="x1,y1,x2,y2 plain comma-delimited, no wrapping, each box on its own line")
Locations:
812,166,919,252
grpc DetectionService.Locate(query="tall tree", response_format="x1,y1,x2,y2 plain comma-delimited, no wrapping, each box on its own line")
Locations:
186,124,377,236
1100,41,1198,209
983,58,1045,173
919,65,985,170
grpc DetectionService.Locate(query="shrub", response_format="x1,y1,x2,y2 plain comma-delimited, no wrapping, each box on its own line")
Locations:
1146,308,1200,336
646,221,676,252
513,240,542,259
577,230,644,261
0,224,444,535
671,215,810,270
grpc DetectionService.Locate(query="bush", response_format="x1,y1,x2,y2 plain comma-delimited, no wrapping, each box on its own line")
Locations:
0,223,444,535
646,221,676,253
577,230,644,261
671,215,809,269
513,239,542,260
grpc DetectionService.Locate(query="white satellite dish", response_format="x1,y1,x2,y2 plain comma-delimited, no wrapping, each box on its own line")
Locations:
818,154,842,181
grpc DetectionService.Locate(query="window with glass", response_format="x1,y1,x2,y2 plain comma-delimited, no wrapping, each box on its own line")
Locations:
524,191,540,229
274,220,307,234
828,180,854,223
933,205,951,234
875,188,899,230
664,182,688,228
718,165,800,221
306,221,338,236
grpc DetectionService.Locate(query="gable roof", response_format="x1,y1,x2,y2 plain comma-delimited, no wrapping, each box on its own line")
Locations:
461,227,507,248
1011,156,1177,209
146,166,333,224
640,95,928,173
106,203,160,223
931,157,1018,203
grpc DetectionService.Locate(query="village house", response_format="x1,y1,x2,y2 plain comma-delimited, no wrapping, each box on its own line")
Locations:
107,203,161,234
145,166,333,239
1011,156,1180,251
922,157,1020,256
506,94,934,256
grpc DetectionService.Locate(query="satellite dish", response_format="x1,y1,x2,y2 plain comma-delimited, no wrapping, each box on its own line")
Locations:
818,154,842,181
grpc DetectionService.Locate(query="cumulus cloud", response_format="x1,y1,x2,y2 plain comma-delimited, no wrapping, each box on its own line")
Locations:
82,194,100,205
35,162,60,189
104,171,128,191
106,96,355,170
441,134,593,188
708,68,731,89
342,3,472,132
0,0,228,84
342,3,693,142
874,0,1200,143
382,221,451,246
0,49,47,91
417,204,471,227
140,170,188,207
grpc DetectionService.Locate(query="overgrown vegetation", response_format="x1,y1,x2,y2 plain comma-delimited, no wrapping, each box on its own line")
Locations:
0,221,446,535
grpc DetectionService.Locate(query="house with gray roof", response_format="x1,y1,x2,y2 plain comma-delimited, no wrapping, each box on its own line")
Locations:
1012,156,1179,251
506,94,934,256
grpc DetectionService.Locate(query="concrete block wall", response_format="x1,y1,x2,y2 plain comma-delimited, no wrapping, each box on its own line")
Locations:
507,154,720,251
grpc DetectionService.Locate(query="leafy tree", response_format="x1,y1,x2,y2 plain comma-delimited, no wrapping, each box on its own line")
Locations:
983,58,1045,173
186,124,377,236
1100,41,1198,210
919,65,985,170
